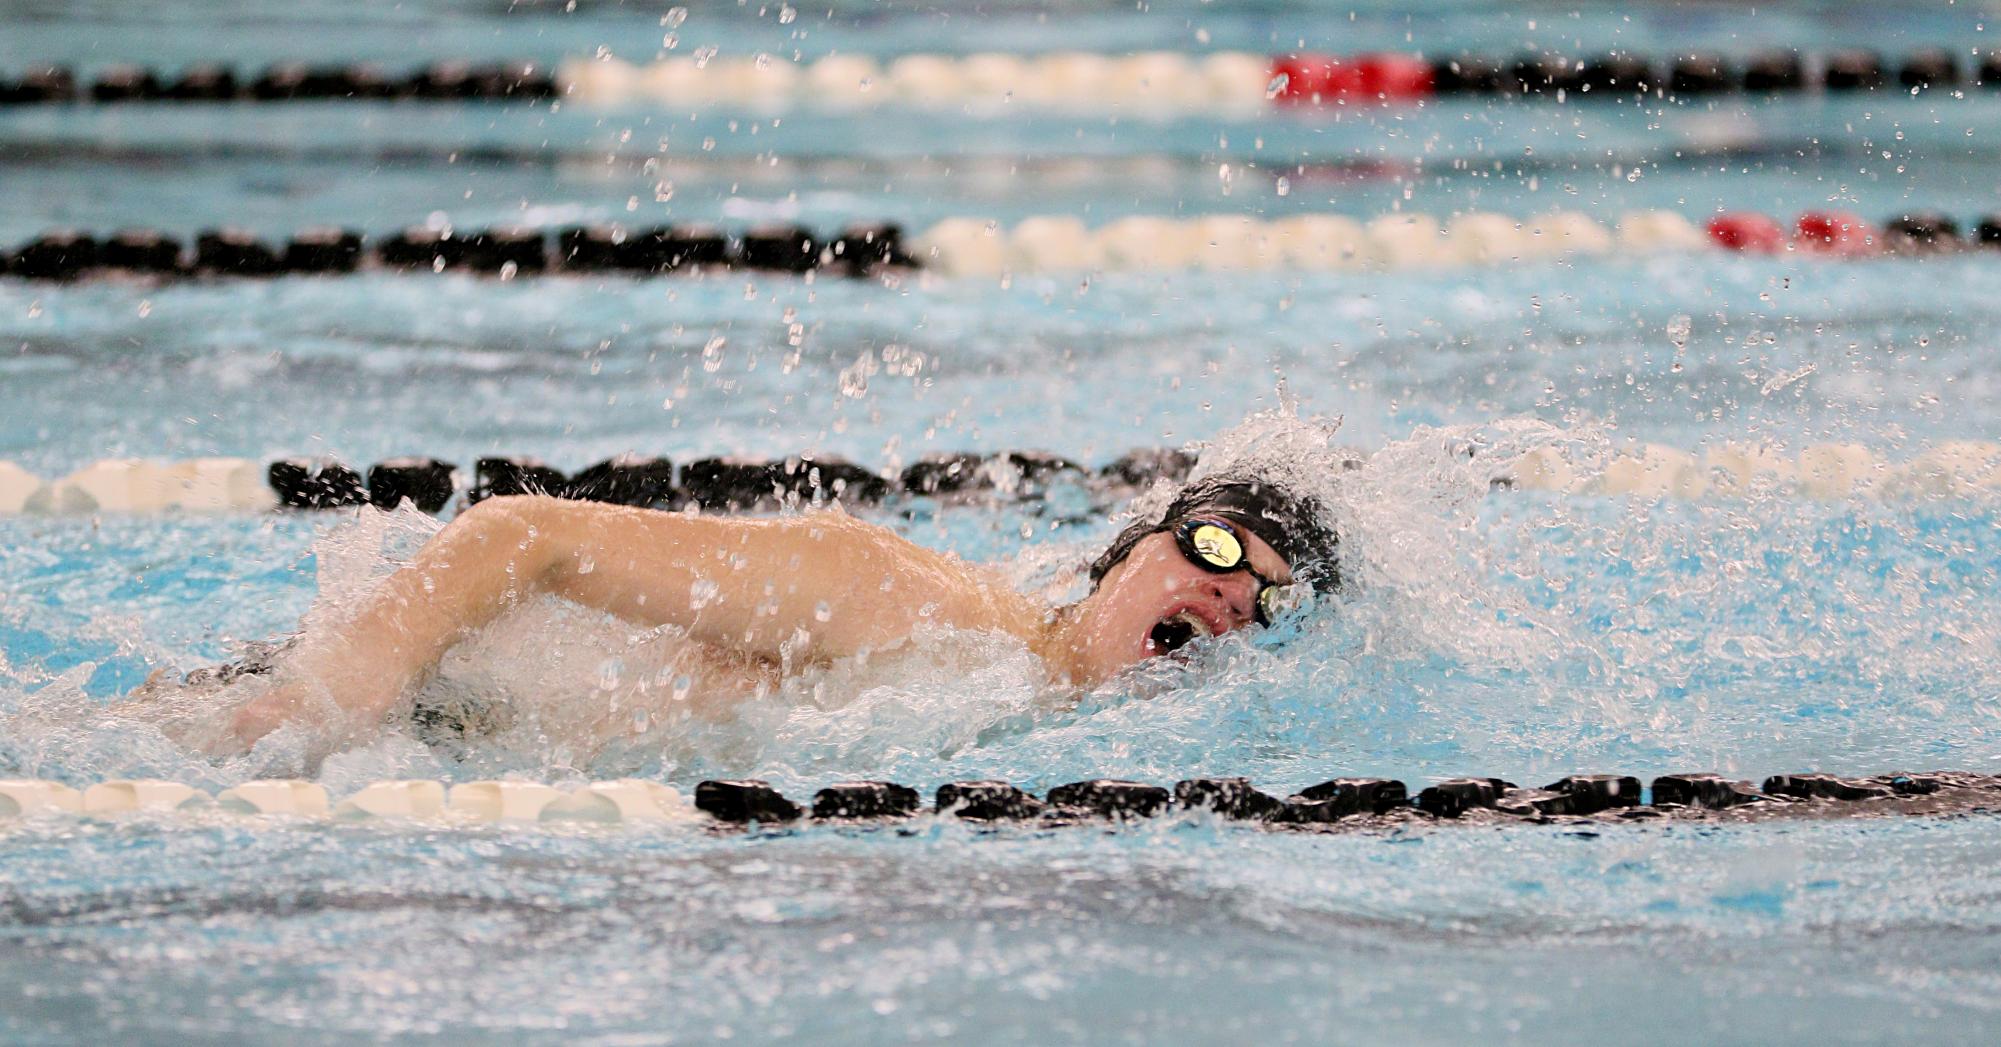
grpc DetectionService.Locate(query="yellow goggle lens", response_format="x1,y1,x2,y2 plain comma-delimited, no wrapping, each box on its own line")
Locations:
1258,583,1305,622
1188,523,1245,570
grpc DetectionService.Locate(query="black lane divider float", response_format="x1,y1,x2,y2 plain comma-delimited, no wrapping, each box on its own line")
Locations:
1415,46,1986,99
0,224,913,281
0,62,556,105
271,448,1197,514
698,770,2001,828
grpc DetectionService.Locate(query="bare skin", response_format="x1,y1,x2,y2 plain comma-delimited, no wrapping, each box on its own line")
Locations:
226,495,1292,751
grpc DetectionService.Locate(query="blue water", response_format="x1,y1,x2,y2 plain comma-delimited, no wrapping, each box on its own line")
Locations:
5,1,2001,1043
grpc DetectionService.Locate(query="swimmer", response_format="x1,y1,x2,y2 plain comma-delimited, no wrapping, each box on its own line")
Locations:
221,474,1339,752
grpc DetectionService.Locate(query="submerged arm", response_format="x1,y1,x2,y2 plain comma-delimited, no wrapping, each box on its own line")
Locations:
229,495,1040,748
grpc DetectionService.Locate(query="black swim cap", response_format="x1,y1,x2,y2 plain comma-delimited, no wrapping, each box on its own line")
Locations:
1087,475,1341,592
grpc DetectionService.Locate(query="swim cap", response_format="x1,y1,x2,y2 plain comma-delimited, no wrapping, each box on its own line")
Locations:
1087,475,1341,592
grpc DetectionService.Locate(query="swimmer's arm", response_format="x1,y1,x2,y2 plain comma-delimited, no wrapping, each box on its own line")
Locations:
541,497,1040,658
238,495,1035,743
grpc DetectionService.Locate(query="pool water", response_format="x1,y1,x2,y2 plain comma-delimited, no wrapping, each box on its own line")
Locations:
4,1,2001,1042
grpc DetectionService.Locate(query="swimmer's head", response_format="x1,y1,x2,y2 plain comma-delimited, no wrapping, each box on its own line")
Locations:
1056,476,1339,684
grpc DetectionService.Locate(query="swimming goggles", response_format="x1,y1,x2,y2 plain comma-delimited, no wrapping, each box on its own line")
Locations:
1171,517,1305,626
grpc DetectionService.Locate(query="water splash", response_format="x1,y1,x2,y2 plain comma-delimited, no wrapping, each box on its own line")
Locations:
2,415,1998,790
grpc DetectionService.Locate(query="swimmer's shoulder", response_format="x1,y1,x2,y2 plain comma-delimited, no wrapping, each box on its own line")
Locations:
776,509,1047,637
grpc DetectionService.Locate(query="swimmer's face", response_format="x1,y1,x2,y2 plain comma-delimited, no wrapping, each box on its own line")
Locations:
1064,524,1293,685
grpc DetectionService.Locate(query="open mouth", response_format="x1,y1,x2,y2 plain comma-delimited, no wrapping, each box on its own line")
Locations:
1146,610,1210,655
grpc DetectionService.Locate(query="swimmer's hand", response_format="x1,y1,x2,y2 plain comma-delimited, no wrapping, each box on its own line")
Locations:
224,642,399,753
227,682,311,752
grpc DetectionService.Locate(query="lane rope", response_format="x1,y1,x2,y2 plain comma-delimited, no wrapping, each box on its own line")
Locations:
564,48,1984,112
2,770,1995,827
2,440,1997,516
0,223,909,280
2,208,1995,282
5,48,1988,112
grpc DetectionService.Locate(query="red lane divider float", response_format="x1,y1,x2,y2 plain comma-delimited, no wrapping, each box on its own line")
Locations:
1709,210,1976,255
1269,52,1434,105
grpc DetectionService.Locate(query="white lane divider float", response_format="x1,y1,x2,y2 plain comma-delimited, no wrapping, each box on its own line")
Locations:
0,778,703,826
907,209,1704,276
559,51,1279,115
0,458,275,514
0,780,85,816
83,779,211,813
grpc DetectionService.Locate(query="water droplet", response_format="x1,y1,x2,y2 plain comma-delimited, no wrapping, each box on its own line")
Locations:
1266,73,1290,99
813,600,832,622
1666,314,1692,351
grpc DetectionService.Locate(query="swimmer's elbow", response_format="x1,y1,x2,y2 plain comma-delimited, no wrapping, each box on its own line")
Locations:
442,495,568,586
